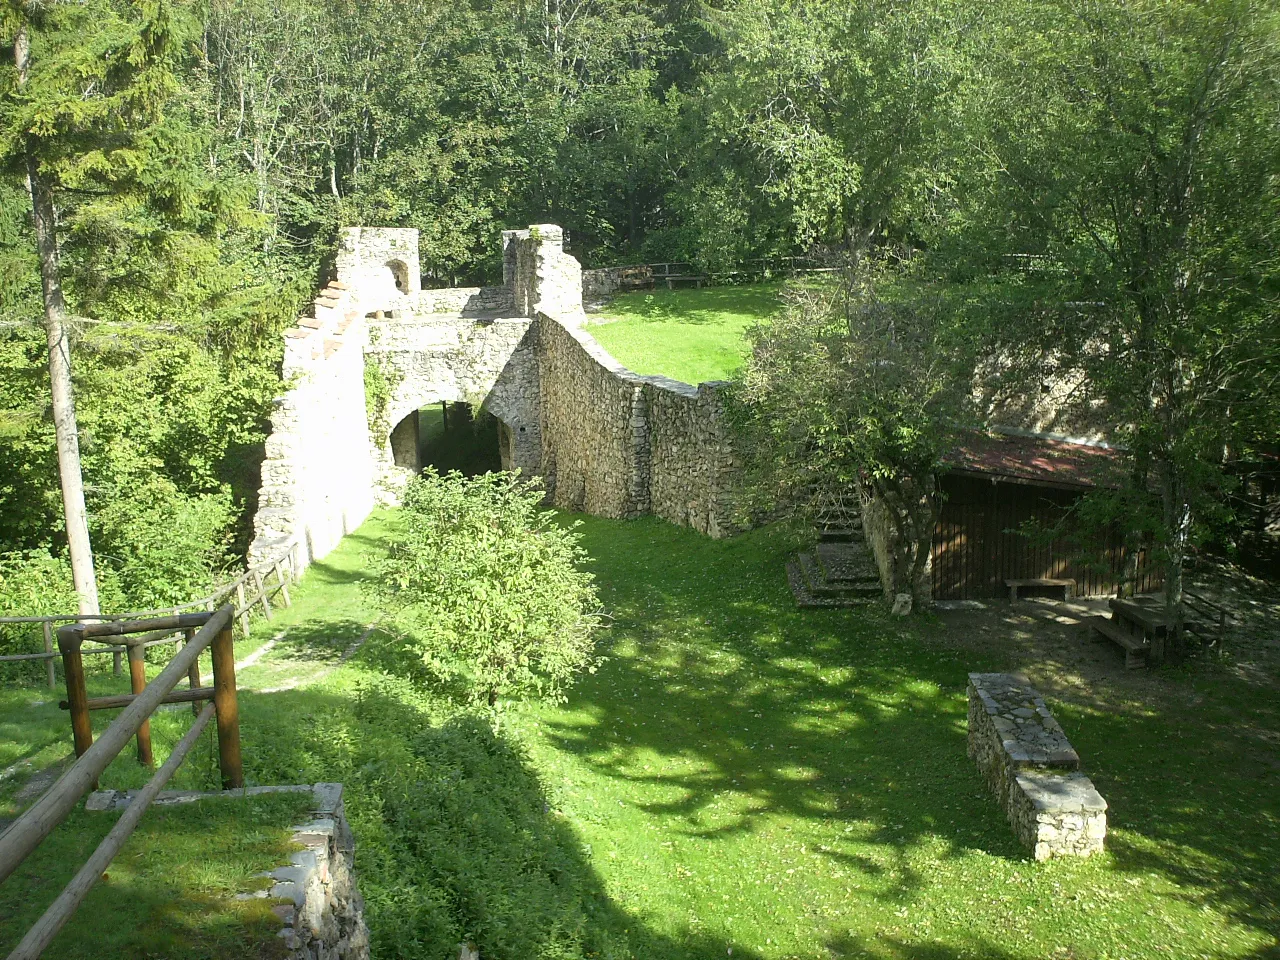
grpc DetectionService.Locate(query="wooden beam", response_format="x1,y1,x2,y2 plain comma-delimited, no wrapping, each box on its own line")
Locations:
0,607,229,887
58,687,215,712
4,704,216,960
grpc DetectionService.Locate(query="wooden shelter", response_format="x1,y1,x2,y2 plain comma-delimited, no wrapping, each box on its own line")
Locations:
930,432,1158,601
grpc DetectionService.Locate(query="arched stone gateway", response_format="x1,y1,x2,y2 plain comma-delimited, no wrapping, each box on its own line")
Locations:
249,224,739,572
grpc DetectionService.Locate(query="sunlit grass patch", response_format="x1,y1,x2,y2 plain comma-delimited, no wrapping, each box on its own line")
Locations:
587,283,781,384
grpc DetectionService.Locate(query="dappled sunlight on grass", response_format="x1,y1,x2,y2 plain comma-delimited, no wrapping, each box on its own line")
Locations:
2,507,1277,958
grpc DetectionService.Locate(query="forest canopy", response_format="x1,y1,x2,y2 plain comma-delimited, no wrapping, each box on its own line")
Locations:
1,0,1277,619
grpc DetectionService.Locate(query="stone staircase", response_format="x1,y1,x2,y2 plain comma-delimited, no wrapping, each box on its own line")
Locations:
787,499,884,607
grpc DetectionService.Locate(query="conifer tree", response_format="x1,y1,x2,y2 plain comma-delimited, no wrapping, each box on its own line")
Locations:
2,0,182,614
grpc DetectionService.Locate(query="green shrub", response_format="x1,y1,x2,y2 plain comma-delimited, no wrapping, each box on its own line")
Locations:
93,479,236,610
370,470,602,709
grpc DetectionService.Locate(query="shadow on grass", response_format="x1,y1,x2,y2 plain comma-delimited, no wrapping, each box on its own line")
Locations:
540,514,1280,948
233,681,761,960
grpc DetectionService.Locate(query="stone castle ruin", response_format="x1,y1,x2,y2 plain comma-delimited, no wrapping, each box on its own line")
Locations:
249,225,737,570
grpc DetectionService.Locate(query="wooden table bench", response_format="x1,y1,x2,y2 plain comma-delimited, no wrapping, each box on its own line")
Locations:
1084,614,1151,669
1005,578,1075,602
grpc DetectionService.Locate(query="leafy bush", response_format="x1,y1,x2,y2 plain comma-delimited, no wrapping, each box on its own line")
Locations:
371,470,602,709
0,549,124,680
93,479,236,610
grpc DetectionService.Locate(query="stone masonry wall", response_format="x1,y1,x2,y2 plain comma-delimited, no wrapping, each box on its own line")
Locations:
967,673,1107,860
251,221,743,567
249,278,378,570
646,378,739,537
272,783,370,960
367,310,540,477
537,316,649,518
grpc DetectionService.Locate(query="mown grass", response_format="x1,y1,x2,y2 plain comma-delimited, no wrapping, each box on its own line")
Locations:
587,284,781,384
0,790,310,959
2,509,1278,959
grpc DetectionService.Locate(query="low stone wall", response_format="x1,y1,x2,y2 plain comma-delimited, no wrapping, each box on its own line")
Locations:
272,783,370,960
85,783,370,959
967,672,1107,860
581,266,631,305
416,285,514,316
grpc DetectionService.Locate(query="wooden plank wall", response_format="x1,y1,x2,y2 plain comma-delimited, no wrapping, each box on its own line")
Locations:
931,475,1159,600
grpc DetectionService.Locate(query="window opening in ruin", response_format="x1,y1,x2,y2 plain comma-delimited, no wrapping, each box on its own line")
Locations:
415,401,502,476
386,259,410,293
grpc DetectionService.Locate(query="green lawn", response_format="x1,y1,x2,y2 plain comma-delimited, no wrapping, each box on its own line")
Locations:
2,510,1278,959
587,284,781,384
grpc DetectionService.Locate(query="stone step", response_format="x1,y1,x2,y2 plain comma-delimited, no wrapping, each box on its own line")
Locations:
815,542,879,584
786,560,880,608
797,552,882,599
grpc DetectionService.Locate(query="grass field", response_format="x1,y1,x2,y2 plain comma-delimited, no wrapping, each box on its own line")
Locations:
6,510,1276,958
587,284,781,384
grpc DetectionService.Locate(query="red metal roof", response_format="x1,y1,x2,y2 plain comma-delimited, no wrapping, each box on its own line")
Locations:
943,431,1122,489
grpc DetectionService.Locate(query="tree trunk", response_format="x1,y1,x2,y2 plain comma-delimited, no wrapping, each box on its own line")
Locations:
15,26,101,617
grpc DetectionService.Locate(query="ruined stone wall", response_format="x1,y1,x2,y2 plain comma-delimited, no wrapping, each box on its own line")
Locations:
536,314,738,535
537,316,648,517
645,378,738,537
581,266,630,305
418,285,514,316
510,225,584,325
249,279,377,570
367,311,540,477
252,222,744,569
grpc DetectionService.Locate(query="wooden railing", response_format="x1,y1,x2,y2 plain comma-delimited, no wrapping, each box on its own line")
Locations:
0,537,299,687
0,606,242,960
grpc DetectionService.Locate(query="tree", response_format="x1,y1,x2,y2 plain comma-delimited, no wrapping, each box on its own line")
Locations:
731,271,974,605
952,0,1280,659
698,0,964,264
1,1,182,614
372,470,602,710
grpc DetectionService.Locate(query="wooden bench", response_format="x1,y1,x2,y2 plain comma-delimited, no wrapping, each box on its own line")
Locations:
1006,578,1075,602
1084,615,1150,669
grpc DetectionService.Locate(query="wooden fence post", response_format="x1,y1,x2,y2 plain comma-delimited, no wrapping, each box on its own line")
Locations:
42,621,54,689
235,581,250,637
127,641,153,766
185,627,201,717
274,560,292,608
253,568,273,620
57,629,93,762
112,646,121,677
209,610,243,789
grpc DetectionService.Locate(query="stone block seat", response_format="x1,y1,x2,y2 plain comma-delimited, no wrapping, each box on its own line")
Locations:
967,672,1107,860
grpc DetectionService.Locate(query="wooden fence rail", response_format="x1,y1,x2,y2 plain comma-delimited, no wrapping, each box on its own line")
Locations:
0,606,242,960
0,537,299,687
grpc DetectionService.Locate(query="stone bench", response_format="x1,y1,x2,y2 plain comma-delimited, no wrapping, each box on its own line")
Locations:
967,672,1107,860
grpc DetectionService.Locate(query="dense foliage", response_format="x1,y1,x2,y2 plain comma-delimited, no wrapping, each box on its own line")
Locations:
0,0,1276,631
371,470,602,709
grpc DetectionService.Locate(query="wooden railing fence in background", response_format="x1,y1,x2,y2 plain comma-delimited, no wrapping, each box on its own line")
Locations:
0,537,300,687
0,606,242,960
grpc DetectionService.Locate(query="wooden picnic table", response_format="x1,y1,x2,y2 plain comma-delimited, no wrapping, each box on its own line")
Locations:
1108,596,1173,638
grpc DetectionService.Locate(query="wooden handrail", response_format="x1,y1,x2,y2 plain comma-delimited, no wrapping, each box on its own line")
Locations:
4,704,217,960
1,541,297,684
0,606,235,886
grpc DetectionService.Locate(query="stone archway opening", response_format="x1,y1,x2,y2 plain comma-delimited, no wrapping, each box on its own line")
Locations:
385,259,410,293
391,402,505,478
